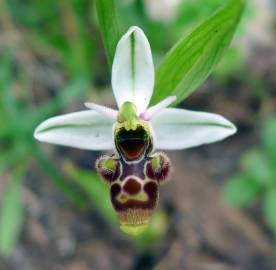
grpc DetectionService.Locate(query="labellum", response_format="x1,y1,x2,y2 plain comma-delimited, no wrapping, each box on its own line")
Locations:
96,102,171,235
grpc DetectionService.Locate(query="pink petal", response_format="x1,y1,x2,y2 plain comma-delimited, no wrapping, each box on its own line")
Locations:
140,96,176,121
85,102,118,120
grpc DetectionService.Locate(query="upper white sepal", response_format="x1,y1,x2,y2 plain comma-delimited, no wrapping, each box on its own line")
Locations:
111,26,155,114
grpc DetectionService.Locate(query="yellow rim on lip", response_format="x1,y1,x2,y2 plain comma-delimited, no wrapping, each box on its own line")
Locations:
120,223,148,236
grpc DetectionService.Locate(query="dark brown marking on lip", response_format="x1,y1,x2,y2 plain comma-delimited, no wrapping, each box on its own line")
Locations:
110,183,121,201
123,178,141,195
111,181,158,212
143,181,159,209
111,181,159,225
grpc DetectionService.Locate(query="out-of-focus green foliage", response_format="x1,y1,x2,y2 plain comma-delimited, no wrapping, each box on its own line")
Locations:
263,188,276,233
0,168,24,257
223,173,261,207
0,52,90,256
5,0,96,78
0,51,89,202
133,210,169,249
223,118,276,235
213,47,246,80
262,118,276,166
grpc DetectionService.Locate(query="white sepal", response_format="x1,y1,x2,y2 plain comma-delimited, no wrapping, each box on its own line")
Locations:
34,111,114,150
111,26,154,114
151,108,237,150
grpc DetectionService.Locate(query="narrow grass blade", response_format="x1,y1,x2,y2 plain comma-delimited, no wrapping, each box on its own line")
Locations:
95,0,121,68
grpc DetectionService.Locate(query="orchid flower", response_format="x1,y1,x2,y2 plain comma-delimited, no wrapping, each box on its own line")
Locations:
34,26,236,235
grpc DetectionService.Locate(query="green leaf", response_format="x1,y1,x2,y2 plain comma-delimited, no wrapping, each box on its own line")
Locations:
64,162,118,224
223,174,260,208
263,188,276,233
151,0,245,105
262,117,276,167
95,0,121,68
0,169,24,257
242,149,273,186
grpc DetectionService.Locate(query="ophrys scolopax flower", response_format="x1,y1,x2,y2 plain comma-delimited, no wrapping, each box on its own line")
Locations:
34,26,236,235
